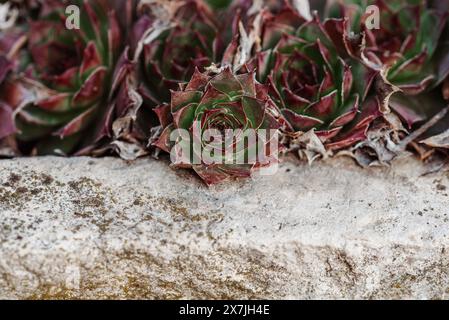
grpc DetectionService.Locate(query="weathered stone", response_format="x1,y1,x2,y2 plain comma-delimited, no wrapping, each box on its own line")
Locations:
0,156,448,299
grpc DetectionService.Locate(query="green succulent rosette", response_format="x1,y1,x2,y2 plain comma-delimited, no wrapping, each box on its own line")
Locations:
249,10,380,150
1,0,129,155
153,68,285,185
329,0,448,95
134,0,223,108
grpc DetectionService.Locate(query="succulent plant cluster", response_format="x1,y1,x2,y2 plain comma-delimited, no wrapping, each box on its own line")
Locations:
1,0,449,184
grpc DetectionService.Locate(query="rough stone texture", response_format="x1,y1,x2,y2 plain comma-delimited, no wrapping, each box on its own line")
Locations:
0,156,449,299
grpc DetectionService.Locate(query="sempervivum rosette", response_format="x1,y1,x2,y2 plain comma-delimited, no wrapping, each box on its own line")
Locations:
135,0,222,107
153,68,285,185
1,0,126,155
252,14,379,150
329,0,448,97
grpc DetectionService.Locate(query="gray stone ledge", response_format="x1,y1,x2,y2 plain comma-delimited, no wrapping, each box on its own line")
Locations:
0,156,448,299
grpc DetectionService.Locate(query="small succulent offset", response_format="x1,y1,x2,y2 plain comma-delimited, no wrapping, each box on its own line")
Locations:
153,68,285,185
1,0,125,155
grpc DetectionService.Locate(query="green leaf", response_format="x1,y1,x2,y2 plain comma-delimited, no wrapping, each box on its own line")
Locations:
174,103,198,130
414,11,443,58
35,133,83,156
204,0,233,10
20,105,86,127
242,96,265,128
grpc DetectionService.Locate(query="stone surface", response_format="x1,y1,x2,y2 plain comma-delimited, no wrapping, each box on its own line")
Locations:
0,156,449,299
